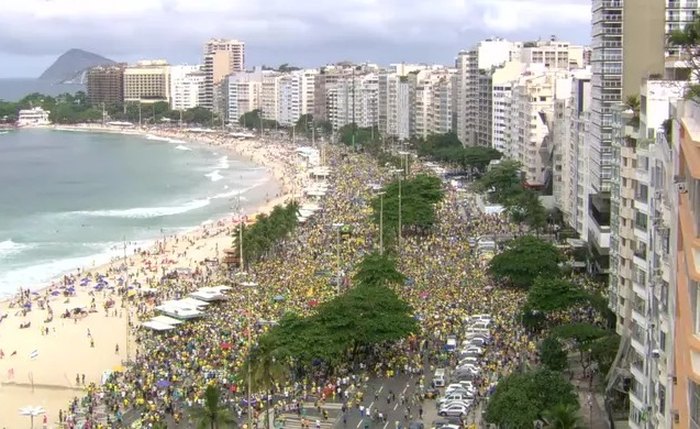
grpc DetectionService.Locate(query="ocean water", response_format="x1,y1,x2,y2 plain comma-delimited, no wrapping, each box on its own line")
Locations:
0,78,85,101
0,129,275,296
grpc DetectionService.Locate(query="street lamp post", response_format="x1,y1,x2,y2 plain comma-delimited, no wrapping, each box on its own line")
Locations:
379,192,385,255
332,223,344,294
389,168,403,252
241,280,259,429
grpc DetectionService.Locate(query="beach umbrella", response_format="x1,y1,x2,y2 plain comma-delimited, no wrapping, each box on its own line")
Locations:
273,295,285,302
113,365,124,372
19,406,45,429
156,379,171,388
50,290,60,296
220,342,232,350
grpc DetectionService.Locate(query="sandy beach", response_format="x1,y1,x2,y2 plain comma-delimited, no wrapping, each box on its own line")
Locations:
0,125,314,428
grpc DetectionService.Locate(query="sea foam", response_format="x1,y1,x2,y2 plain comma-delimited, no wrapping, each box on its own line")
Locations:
0,239,29,258
69,198,212,219
205,170,224,182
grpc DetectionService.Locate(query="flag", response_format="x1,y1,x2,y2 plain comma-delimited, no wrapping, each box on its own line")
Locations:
29,350,38,360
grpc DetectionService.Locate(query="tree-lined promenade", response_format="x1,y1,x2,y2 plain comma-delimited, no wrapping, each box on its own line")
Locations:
50,129,617,429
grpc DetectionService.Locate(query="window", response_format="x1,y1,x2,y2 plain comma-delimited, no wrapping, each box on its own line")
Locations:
691,381,700,428
635,211,648,231
693,281,700,335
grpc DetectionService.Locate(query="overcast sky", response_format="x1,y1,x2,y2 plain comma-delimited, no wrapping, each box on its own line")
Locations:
0,0,591,78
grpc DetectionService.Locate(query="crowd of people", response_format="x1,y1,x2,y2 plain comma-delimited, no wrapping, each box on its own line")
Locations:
57,141,542,428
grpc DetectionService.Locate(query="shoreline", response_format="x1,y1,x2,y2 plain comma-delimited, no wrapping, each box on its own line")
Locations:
0,125,288,302
0,124,313,428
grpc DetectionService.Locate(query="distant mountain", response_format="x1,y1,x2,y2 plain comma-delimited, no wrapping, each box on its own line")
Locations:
38,49,116,84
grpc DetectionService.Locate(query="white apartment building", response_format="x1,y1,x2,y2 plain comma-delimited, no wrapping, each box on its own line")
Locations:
608,80,684,429
225,69,263,124
123,60,171,103
277,69,317,127
456,39,521,146
378,73,411,140
325,73,379,130
507,67,572,187
170,65,204,111
408,68,455,139
520,38,585,70
261,71,282,123
491,61,527,155
428,70,455,136
551,68,591,233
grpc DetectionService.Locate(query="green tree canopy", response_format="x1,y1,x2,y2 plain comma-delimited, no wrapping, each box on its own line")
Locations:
668,16,700,98
370,174,444,244
526,276,589,313
485,368,579,428
488,236,563,289
235,201,299,267
188,385,236,429
337,123,379,146
250,253,417,372
353,252,405,287
239,109,279,130
475,160,524,205
542,403,583,429
539,336,569,372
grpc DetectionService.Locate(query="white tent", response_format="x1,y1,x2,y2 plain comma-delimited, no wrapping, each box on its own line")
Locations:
155,306,203,320
142,321,176,331
151,315,184,325
189,290,227,302
179,297,210,308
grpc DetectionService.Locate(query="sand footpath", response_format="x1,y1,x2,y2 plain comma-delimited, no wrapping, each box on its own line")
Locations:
0,125,313,428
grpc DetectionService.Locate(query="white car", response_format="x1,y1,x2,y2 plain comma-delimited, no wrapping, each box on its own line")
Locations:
445,383,465,393
440,399,473,410
458,380,475,391
438,403,471,417
464,346,484,355
437,392,472,406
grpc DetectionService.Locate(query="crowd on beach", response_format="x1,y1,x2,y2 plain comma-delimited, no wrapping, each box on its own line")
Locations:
37,137,550,429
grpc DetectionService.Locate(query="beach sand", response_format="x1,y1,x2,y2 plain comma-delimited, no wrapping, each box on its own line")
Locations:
0,126,313,428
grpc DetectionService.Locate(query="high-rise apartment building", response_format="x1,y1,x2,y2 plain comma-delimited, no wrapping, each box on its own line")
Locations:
123,60,171,104
325,72,379,130
507,67,572,187
169,65,205,111
407,68,455,140
378,72,411,140
586,0,665,278
276,69,317,127
201,38,245,111
520,38,585,70
86,64,126,106
491,61,527,156
224,69,263,124
551,68,591,232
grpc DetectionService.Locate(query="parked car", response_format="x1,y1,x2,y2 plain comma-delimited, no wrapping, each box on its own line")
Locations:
438,392,472,406
445,383,466,393
433,368,447,387
438,403,471,417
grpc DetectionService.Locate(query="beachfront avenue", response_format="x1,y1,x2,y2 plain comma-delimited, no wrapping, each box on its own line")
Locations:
1,129,613,428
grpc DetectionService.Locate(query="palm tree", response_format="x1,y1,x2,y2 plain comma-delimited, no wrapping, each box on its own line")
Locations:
189,384,237,429
543,403,582,429
245,344,289,429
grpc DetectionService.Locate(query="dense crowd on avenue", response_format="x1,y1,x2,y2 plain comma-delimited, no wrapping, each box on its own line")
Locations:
57,144,539,429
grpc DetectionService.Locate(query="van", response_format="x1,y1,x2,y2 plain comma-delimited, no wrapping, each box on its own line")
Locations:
433,368,446,387
445,336,457,352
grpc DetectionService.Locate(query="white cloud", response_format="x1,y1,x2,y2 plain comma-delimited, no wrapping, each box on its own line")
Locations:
0,0,591,74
